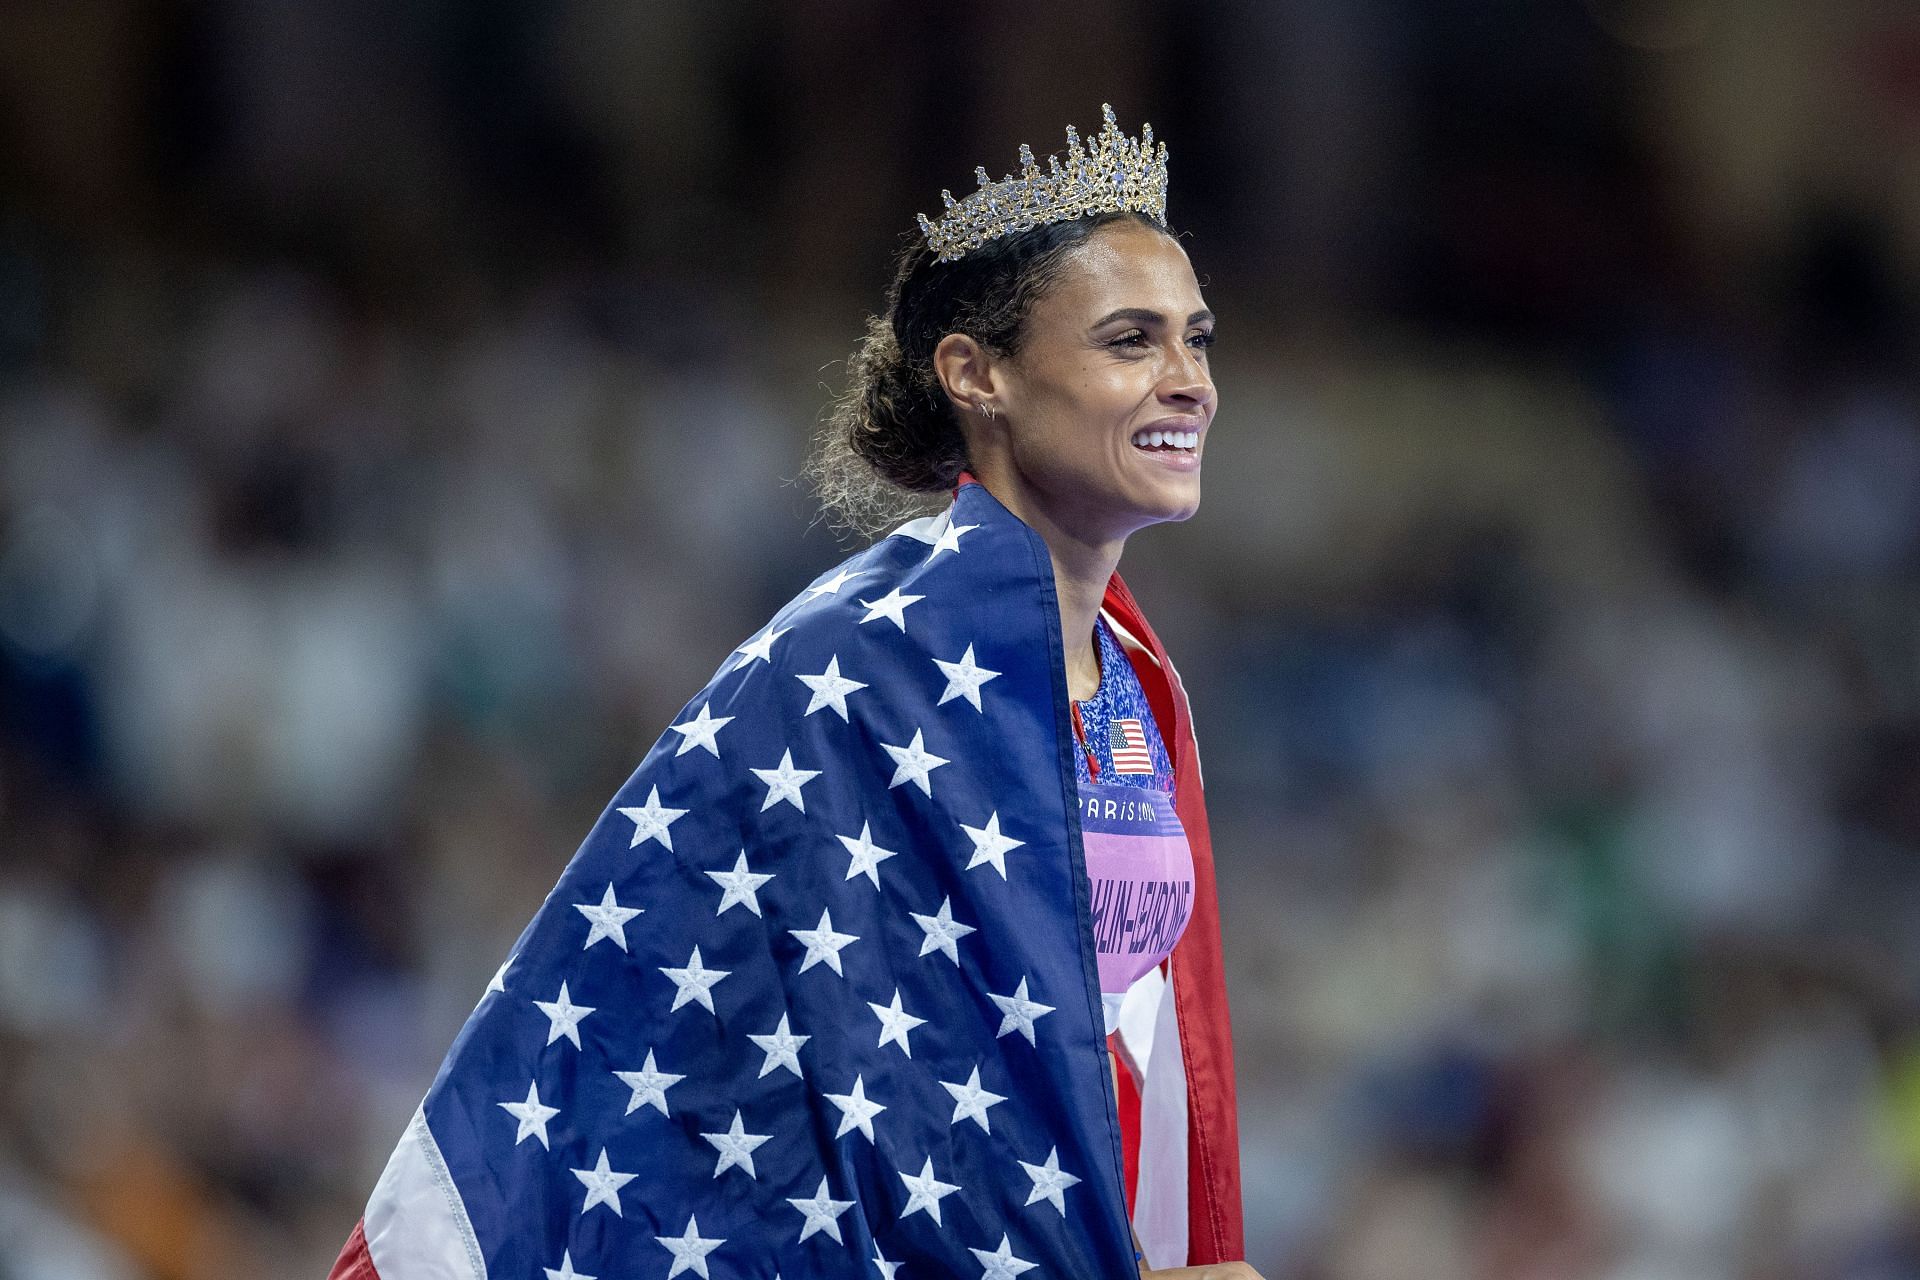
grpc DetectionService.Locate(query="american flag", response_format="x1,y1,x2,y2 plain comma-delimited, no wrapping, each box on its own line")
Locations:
334,482,1140,1280
1109,718,1154,775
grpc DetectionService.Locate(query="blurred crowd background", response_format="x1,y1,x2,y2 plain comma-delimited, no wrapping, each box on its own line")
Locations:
3,2,1920,1278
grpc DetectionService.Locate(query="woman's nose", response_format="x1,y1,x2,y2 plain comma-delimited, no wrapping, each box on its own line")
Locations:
1160,348,1213,407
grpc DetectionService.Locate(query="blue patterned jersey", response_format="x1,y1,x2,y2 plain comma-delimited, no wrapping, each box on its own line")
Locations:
1070,617,1175,792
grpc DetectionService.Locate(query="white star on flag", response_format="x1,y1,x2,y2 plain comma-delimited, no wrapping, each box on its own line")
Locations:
747,1012,809,1079
617,785,687,851
873,1245,902,1280
988,976,1055,1045
837,820,900,888
941,1065,1009,1132
823,1074,886,1142
868,987,928,1057
805,566,866,598
574,883,643,951
910,895,977,964
612,1048,685,1116
786,1175,855,1243
934,643,1000,710
660,946,731,1013
880,728,949,795
796,654,868,721
970,1234,1039,1280
700,1109,772,1179
655,1214,725,1279
928,520,980,559
705,850,774,917
485,953,514,996
571,1148,636,1216
898,1155,962,1225
498,1080,560,1149
667,702,733,758
1018,1145,1083,1215
961,811,1025,878
789,908,859,976
732,624,791,669
751,748,822,812
534,981,595,1049
858,587,924,632
544,1250,594,1280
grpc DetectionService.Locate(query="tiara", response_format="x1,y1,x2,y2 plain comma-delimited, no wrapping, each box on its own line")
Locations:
916,104,1169,263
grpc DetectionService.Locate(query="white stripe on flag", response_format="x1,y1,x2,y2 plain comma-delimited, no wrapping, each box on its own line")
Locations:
1117,964,1189,1267
363,1106,488,1280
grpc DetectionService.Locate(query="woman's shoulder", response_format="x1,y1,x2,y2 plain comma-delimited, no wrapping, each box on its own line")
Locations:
731,491,1044,670
679,495,1042,742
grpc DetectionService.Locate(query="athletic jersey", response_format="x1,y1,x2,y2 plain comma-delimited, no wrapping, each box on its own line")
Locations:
1071,617,1194,1033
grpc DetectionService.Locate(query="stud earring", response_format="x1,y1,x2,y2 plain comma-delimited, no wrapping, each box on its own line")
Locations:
980,404,996,421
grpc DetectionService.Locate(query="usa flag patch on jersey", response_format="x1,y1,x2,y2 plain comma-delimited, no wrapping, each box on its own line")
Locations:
1110,718,1154,774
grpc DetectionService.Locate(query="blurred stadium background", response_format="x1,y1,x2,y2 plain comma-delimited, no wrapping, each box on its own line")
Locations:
3,2,1920,1277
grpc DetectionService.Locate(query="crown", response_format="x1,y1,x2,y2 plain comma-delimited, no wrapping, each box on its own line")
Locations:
916,104,1170,263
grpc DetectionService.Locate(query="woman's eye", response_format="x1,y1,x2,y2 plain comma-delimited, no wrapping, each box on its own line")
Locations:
1189,331,1216,349
1107,331,1150,349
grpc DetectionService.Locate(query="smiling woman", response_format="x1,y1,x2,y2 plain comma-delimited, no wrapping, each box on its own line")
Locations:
809,218,1221,687
801,108,1249,1278
332,106,1251,1280
810,216,1217,546
939,227,1216,540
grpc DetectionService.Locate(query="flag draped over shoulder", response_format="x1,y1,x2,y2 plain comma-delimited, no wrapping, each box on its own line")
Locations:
333,479,1237,1280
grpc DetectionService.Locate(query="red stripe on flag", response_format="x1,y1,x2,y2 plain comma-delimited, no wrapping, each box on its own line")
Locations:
1109,1031,1142,1217
328,1219,381,1280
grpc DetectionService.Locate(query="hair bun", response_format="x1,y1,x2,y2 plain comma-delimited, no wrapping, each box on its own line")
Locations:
847,315,968,495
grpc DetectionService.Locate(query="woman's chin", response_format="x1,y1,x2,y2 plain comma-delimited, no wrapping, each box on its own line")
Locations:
1121,483,1201,532
1143,471,1202,523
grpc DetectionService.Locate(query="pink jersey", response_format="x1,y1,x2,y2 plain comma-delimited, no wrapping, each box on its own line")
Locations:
1078,783,1194,1032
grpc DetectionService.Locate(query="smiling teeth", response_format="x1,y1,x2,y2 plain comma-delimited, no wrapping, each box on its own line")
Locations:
1132,429,1198,449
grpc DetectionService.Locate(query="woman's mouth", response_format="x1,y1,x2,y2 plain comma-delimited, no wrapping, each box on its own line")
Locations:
1130,427,1199,453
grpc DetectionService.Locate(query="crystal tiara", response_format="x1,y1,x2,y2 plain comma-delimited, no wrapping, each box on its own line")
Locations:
915,104,1170,263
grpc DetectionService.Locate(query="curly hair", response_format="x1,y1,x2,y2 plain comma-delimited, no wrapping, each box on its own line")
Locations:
805,210,1168,538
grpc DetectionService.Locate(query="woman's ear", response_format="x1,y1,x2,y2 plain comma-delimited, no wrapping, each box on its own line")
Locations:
932,332,1001,420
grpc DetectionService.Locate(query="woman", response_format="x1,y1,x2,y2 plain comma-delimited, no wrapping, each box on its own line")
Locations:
332,105,1254,1280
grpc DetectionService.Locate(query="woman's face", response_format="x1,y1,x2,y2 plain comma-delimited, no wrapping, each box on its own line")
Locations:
987,220,1217,545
